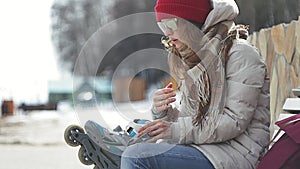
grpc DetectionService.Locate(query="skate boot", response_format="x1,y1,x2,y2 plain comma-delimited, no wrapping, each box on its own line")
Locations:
84,120,129,156
84,119,151,155
125,119,151,139
64,124,121,169
64,119,151,169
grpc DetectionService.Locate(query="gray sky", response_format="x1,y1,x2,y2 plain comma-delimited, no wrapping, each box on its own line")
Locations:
0,0,61,104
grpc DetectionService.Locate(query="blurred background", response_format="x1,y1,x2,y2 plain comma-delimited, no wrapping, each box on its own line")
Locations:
0,0,299,169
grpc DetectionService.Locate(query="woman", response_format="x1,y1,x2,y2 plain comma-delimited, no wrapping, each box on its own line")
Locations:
121,0,270,169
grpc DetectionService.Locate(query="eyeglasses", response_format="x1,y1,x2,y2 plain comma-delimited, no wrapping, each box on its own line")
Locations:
157,18,178,34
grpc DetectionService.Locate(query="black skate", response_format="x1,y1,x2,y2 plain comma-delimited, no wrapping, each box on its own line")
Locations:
64,119,150,169
64,124,121,169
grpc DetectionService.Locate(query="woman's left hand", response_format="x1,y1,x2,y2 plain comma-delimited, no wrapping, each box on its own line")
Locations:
137,119,172,142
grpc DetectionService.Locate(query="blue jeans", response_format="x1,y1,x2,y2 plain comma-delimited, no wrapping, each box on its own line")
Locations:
121,143,215,169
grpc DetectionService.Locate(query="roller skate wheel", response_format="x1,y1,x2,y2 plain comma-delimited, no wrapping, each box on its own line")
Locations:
64,125,84,147
78,146,94,166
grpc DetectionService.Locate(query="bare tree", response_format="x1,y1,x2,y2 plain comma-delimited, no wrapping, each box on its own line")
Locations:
51,0,115,74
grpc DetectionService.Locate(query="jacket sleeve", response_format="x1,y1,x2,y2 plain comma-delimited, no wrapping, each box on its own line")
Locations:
170,40,268,144
152,106,180,122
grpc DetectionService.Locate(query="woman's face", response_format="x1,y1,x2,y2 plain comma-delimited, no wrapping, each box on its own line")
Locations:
157,18,185,49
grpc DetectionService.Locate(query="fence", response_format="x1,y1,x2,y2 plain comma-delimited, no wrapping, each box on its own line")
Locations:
248,16,300,126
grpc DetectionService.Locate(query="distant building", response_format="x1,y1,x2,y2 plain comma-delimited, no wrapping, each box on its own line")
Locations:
48,78,74,104
1,100,14,116
48,77,112,105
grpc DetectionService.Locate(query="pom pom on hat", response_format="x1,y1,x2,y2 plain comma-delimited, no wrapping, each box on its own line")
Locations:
155,0,212,23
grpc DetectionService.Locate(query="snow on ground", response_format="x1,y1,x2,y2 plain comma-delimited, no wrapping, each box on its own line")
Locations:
0,144,91,169
0,100,152,169
0,100,152,145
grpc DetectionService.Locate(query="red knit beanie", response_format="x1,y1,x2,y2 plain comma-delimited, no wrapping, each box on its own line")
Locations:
155,0,212,23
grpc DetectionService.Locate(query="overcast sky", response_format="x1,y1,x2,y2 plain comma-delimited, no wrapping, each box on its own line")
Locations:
0,0,62,104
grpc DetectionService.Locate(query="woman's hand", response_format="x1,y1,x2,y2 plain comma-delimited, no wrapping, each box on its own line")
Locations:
152,83,176,113
138,119,172,142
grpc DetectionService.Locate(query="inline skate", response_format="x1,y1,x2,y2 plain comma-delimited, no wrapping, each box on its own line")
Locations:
64,119,150,169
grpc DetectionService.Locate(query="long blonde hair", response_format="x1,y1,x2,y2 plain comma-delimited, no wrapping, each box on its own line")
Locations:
164,19,211,126
167,19,206,83
164,19,249,126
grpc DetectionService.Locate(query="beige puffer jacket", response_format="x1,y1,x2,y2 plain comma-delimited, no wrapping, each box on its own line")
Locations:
166,0,271,169
195,39,270,169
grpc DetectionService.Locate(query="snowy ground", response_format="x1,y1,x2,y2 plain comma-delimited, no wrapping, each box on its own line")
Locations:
0,101,152,169
0,144,90,169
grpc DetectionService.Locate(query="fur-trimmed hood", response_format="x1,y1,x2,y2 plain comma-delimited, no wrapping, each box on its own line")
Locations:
202,0,239,31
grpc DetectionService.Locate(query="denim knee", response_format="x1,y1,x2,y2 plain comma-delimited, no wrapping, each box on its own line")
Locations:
122,143,174,158
121,144,145,169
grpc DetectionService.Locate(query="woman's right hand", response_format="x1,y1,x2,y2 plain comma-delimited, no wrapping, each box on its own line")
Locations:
152,83,176,113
